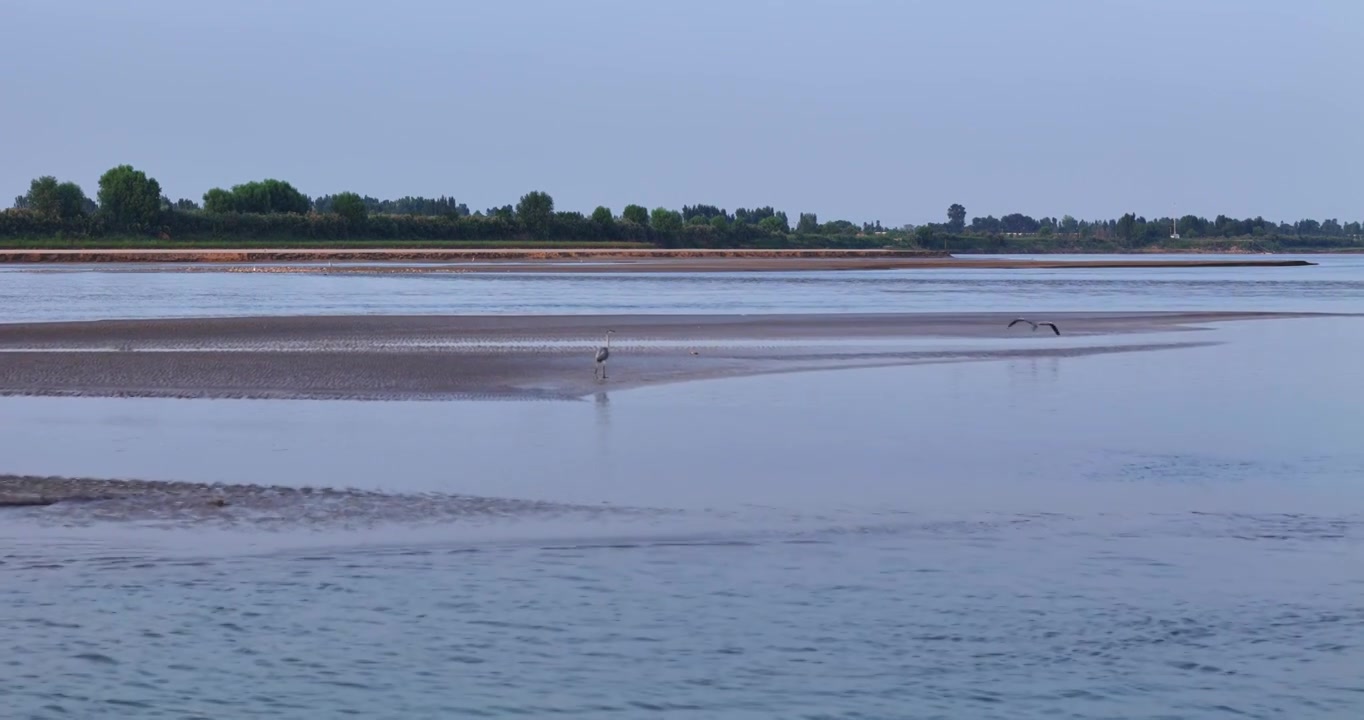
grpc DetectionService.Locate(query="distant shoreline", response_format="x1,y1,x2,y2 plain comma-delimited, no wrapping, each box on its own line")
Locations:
0,248,1318,271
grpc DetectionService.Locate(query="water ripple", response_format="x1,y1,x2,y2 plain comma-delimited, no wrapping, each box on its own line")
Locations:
2,511,1360,717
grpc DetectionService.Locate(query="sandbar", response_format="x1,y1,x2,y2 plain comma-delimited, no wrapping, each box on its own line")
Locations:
0,311,1316,401
0,475,656,529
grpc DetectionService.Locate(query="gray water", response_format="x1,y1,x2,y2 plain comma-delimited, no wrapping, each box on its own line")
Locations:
2,254,1363,321
2,260,1364,718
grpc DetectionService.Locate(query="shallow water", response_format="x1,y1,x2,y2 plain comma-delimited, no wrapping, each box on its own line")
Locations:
5,516,1361,719
2,253,1362,321
2,319,1361,516
3,316,1364,717
2,261,1364,717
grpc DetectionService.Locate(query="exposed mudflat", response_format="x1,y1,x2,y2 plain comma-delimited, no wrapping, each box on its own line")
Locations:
0,475,659,530
0,311,1310,400
0,311,1320,400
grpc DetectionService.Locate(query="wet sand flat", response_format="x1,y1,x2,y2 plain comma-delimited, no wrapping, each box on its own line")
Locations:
0,248,1315,271
0,311,1316,400
0,474,658,529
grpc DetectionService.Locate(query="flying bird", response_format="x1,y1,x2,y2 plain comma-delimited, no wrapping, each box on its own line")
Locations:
1008,318,1060,335
594,330,615,379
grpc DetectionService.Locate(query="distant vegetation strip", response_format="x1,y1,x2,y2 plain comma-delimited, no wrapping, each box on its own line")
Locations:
0,237,653,251
6,165,1362,253
0,248,947,264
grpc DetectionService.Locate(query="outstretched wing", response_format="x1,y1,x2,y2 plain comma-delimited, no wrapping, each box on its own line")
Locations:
1008,318,1033,328
1039,322,1060,335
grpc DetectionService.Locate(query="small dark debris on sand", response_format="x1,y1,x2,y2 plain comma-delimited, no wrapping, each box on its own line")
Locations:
0,495,63,507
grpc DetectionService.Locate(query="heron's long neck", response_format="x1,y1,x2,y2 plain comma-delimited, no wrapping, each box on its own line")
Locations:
605,334,612,348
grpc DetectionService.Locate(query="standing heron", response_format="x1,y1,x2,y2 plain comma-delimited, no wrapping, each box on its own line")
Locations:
594,329,615,379
1008,318,1060,335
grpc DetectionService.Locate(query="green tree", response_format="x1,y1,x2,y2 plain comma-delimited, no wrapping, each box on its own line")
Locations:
796,212,819,233
516,190,554,238
250,179,310,214
25,176,61,218
622,204,649,226
331,192,368,224
709,215,729,231
650,207,683,234
681,204,726,222
54,182,89,219
203,188,236,213
822,219,858,235
97,164,162,228
590,206,613,224
1116,212,1137,243
947,203,966,232
25,176,90,220
758,216,786,234
203,179,309,214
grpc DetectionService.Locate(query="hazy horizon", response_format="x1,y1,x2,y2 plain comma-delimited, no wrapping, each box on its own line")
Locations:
4,0,1361,225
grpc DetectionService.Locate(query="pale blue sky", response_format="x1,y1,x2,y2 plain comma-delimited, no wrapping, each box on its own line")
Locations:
3,0,1360,225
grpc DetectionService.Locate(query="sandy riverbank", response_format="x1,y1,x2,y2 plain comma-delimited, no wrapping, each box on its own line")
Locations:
0,312,1315,401
0,248,1315,271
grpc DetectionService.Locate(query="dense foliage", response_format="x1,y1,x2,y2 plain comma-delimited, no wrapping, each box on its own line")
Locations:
16,176,94,220
203,179,310,215
96,165,162,230
4,166,1361,251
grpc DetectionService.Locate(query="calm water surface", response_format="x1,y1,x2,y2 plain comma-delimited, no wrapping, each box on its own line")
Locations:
2,262,1363,718
2,253,1362,321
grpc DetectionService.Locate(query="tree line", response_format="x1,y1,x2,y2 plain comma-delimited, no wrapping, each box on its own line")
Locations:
4,165,1361,250
921,203,1362,244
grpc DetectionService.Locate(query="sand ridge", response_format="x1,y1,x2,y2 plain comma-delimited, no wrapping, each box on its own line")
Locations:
0,311,1318,401
0,475,662,529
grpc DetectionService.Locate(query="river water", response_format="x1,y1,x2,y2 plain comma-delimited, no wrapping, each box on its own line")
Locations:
2,256,1363,718
2,253,1363,321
